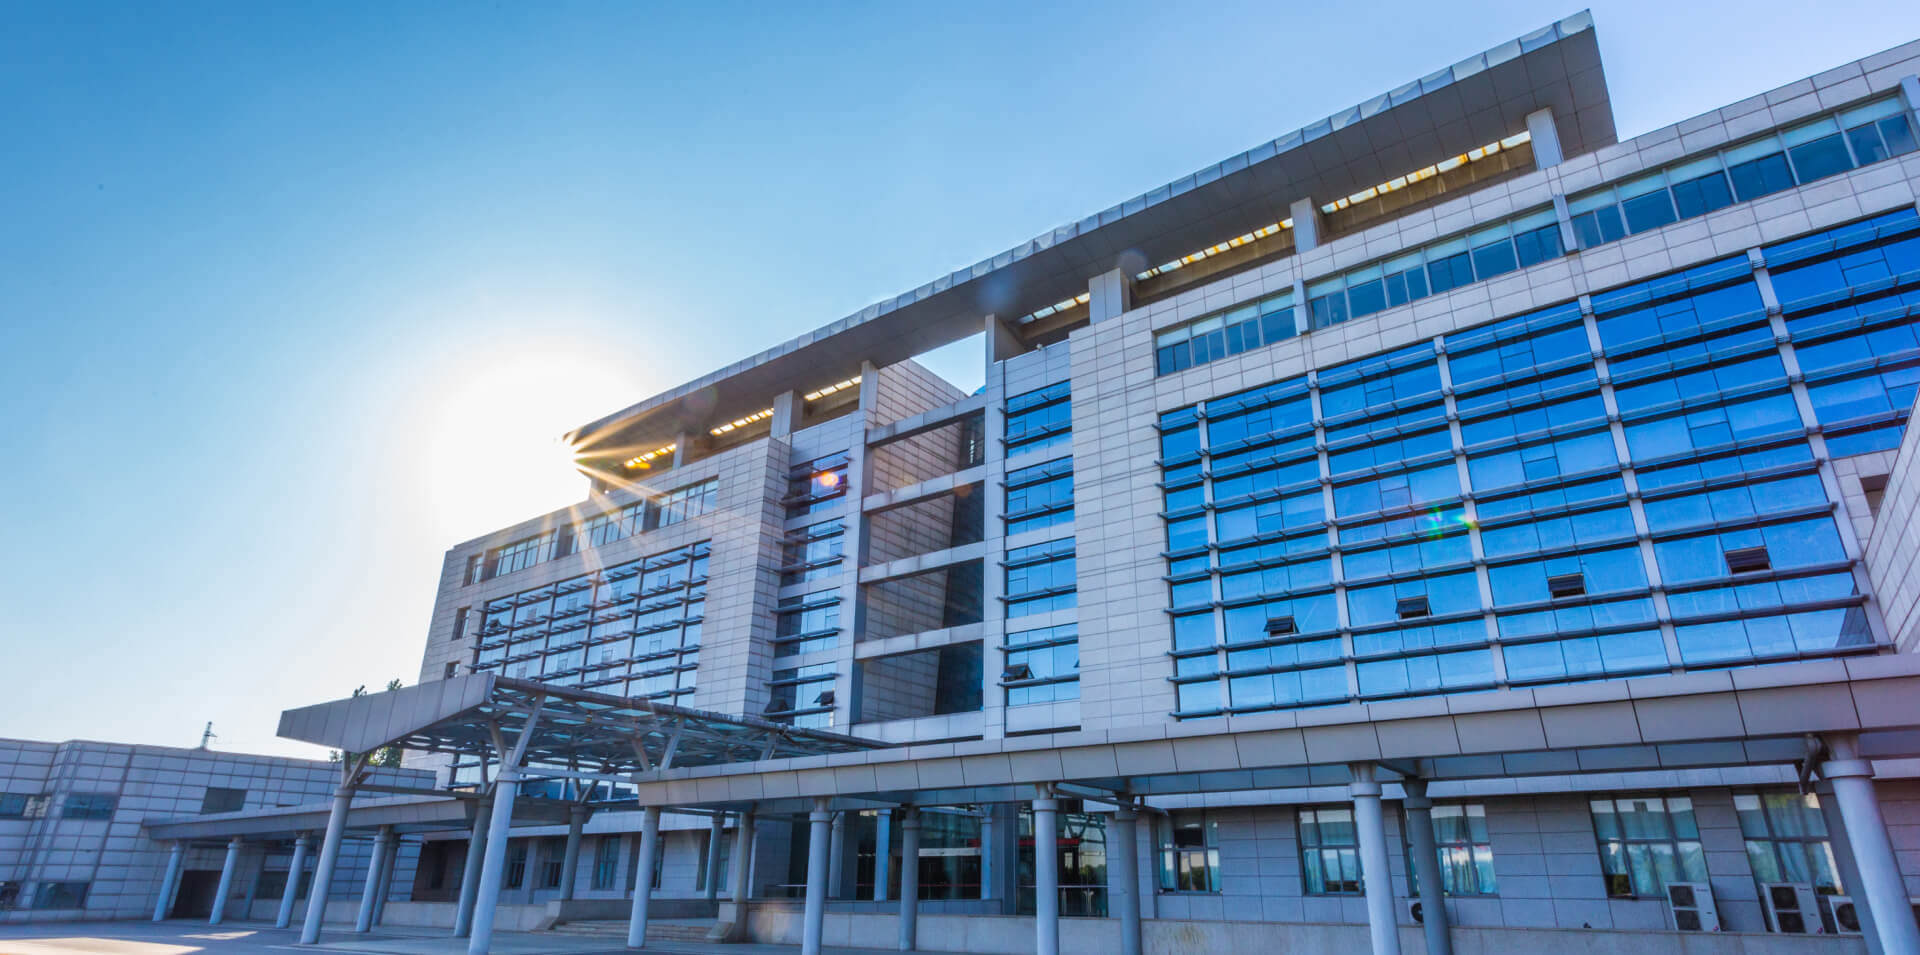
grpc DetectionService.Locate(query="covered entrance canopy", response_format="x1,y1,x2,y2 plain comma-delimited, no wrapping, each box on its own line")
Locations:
277,673,890,785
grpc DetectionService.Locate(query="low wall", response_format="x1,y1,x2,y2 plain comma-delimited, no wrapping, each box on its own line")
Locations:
233,898,546,933
739,908,1868,955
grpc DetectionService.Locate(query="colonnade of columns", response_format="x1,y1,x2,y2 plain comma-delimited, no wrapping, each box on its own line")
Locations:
140,738,1908,953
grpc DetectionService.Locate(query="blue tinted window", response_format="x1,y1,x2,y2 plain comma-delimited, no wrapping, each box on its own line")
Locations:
1513,224,1564,268
1428,251,1475,294
1572,206,1627,249
1470,236,1519,279
1729,152,1794,201
1788,133,1854,182
1671,171,1734,219
1621,190,1678,234
1348,279,1388,318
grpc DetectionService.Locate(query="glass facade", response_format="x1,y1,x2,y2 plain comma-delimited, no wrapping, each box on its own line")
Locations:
1160,209,1911,717
1570,99,1917,252
1006,382,1072,457
463,538,708,781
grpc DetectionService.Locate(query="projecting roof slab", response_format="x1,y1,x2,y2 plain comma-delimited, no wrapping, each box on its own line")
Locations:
567,12,1614,458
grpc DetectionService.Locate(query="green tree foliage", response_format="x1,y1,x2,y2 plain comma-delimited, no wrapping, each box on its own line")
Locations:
328,679,406,767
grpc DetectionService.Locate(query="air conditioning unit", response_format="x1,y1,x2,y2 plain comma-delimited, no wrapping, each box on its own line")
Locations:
1405,898,1427,924
1761,882,1821,933
1822,894,1862,936
1665,881,1720,932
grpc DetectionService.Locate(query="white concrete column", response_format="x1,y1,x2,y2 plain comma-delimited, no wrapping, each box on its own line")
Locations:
898,809,921,952
803,799,833,955
356,825,392,933
770,390,805,438
1033,792,1060,955
559,806,586,901
209,836,243,926
979,812,995,901
986,313,1024,369
1350,764,1402,955
704,812,727,901
1110,804,1142,955
794,795,833,953
722,811,757,943
828,812,847,899
1901,75,1920,129
1824,736,1920,954
874,809,892,903
1089,268,1134,323
452,797,490,937
153,842,185,922
371,834,398,926
276,835,312,929
626,806,662,948
1401,780,1451,955
299,786,355,945
672,431,698,469
1525,108,1564,168
1817,782,1884,955
466,773,521,955
1290,197,1325,253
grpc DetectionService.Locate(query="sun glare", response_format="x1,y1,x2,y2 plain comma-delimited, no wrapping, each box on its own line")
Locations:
413,344,639,540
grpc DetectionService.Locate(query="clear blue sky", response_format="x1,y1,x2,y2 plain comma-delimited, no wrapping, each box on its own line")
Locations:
3,0,1916,758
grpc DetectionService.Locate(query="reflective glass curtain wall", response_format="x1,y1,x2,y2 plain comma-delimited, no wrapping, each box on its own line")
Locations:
1157,210,1914,717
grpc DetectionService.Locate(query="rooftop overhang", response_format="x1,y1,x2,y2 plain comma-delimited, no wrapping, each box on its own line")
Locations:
276,674,889,781
568,12,1614,462
136,792,559,843
615,656,1920,816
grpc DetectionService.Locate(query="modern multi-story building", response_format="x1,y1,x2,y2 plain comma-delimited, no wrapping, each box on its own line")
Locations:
20,12,1920,955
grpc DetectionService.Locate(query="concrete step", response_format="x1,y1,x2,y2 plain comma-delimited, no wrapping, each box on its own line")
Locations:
548,919,713,940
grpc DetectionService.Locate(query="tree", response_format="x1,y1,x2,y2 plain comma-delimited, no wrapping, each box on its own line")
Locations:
329,679,406,767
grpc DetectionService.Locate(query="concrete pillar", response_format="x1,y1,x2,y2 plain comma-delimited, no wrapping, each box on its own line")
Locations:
299,786,355,945
979,812,995,901
1525,107,1564,167
153,842,185,922
722,811,757,943
803,799,832,955
828,811,847,899
898,809,921,951
559,806,586,901
1110,804,1142,955
1824,736,1920,954
1818,782,1884,955
704,812,727,900
276,835,312,929
1350,764,1402,955
371,834,398,926
1088,268,1133,323
1401,780,1452,955
874,809,893,903
453,798,490,937
672,431,697,469
626,806,662,948
209,836,243,925
1290,196,1325,253
986,313,1024,370
466,773,521,955
356,825,392,933
1033,792,1060,955
770,391,805,438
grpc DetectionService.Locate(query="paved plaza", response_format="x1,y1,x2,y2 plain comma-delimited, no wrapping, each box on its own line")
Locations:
0,921,909,955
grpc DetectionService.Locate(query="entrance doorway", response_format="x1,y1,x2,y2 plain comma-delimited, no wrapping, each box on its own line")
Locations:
170,870,221,919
